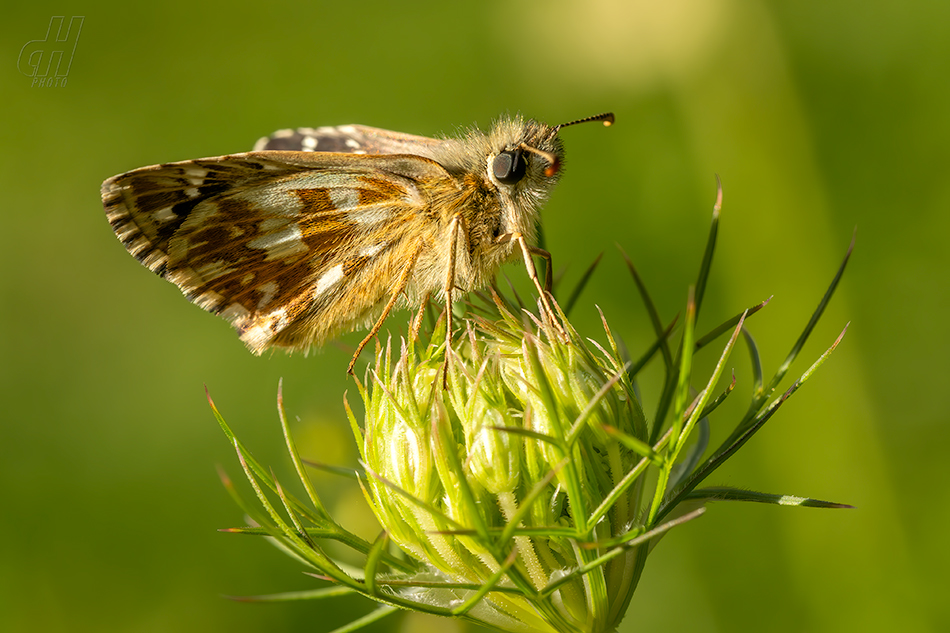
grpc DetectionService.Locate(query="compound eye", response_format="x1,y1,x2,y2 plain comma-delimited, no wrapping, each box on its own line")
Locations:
492,149,527,185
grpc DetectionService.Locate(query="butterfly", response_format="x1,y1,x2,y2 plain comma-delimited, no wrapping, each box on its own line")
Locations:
102,112,613,372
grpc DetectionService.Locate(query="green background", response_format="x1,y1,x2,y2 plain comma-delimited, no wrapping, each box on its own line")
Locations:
2,1,945,631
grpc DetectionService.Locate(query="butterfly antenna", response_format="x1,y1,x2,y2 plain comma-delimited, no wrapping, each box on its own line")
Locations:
535,113,614,177
555,112,615,131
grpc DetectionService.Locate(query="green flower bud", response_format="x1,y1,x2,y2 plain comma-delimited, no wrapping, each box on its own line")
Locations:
357,306,654,633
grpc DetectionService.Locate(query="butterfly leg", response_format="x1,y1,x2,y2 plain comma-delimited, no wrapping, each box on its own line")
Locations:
347,243,423,374
501,232,564,334
442,215,465,378
526,245,554,294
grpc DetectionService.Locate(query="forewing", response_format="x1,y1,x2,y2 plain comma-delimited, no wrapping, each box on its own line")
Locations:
102,151,446,353
254,124,448,159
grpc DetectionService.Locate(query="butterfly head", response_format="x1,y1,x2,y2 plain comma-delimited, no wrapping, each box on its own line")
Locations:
485,112,614,203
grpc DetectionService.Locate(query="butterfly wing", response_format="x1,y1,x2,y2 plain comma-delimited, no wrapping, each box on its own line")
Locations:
254,124,450,160
103,151,451,353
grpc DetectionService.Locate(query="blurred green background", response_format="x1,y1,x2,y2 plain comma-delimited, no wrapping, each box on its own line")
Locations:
2,1,946,631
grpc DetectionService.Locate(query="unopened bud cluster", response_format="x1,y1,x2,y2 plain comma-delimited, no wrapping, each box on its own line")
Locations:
355,305,654,633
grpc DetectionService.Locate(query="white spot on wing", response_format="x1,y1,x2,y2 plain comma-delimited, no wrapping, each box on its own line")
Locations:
302,136,317,151
153,206,176,223
314,264,344,296
183,166,208,184
247,224,307,259
359,243,384,258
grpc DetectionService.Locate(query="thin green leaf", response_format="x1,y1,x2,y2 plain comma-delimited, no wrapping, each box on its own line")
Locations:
587,426,675,528
767,231,855,394
230,440,342,578
364,531,389,596
451,548,519,616
619,246,673,372
219,526,339,538
209,388,334,529
697,371,736,420
302,459,363,481
224,585,356,602
685,486,853,509
626,315,678,380
742,328,765,404
563,253,603,317
651,309,746,523
542,508,706,595
273,474,317,549
671,288,697,442
501,272,527,311
326,605,399,633
694,297,770,351
277,380,330,522
600,424,659,462
692,177,722,322
343,392,366,462
669,412,709,489
488,284,521,323
775,323,850,405
215,464,270,531
489,425,559,446
660,324,848,522
593,306,621,363
567,361,632,446
582,507,707,550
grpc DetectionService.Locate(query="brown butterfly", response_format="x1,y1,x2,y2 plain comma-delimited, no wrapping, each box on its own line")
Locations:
102,112,613,371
